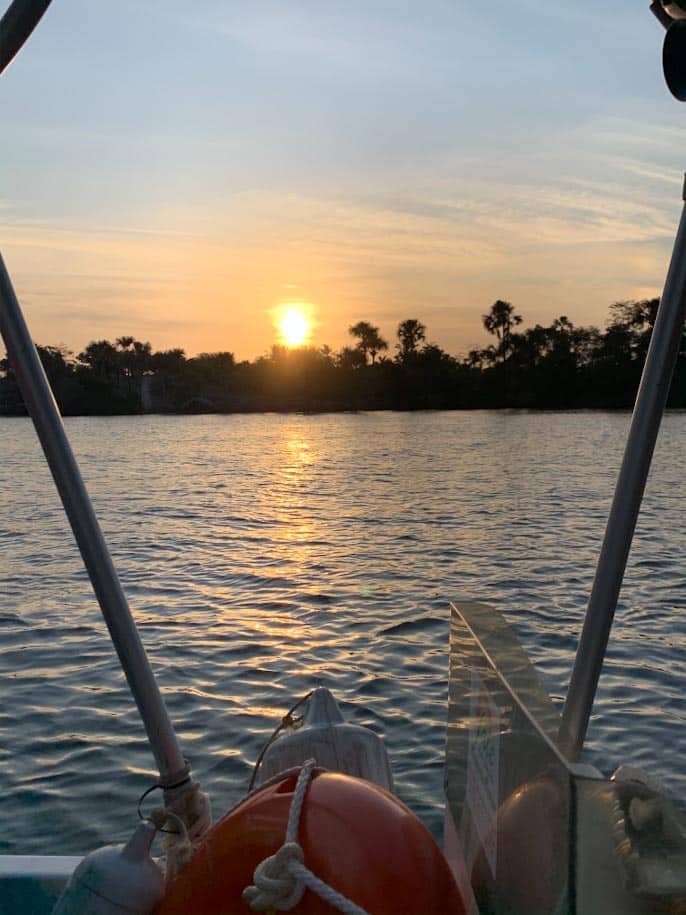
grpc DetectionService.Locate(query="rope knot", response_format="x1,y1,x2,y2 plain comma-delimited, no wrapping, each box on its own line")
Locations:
242,758,368,915
242,840,306,911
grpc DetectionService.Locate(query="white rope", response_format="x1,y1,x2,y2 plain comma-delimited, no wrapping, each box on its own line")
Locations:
242,759,370,915
152,780,212,883
151,807,193,875
285,757,313,844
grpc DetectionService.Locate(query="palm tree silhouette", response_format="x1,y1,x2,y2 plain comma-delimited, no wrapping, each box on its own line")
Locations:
349,321,388,364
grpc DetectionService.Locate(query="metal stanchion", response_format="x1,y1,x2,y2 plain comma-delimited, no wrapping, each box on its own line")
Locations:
0,254,189,787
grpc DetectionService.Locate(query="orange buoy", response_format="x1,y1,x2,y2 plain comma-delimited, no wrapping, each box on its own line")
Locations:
155,770,467,915
471,776,567,915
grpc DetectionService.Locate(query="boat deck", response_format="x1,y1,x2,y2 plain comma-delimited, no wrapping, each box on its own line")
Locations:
0,856,77,915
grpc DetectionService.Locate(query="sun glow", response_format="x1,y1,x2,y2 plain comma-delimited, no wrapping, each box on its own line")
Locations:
276,305,312,348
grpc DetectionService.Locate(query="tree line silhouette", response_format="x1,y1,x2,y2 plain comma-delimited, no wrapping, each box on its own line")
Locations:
2,299,686,415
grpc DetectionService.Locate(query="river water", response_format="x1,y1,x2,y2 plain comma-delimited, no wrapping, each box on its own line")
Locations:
1,411,685,854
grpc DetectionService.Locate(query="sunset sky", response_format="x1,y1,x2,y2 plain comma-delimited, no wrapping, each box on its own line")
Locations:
1,1,684,361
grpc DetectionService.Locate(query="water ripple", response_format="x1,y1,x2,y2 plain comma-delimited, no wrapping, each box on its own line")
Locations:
1,410,685,853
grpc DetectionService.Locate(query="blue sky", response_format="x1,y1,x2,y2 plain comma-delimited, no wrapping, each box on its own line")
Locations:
1,1,684,359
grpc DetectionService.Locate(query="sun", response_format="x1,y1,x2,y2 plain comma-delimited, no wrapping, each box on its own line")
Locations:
276,305,312,348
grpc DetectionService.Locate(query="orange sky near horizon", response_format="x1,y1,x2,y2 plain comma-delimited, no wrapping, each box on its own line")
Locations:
4,166,677,363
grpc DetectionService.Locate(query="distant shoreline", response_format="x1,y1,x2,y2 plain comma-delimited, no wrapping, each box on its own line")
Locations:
1,404,675,418
3,299,685,415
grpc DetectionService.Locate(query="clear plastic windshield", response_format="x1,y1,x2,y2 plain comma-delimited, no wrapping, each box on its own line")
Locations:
444,602,686,915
